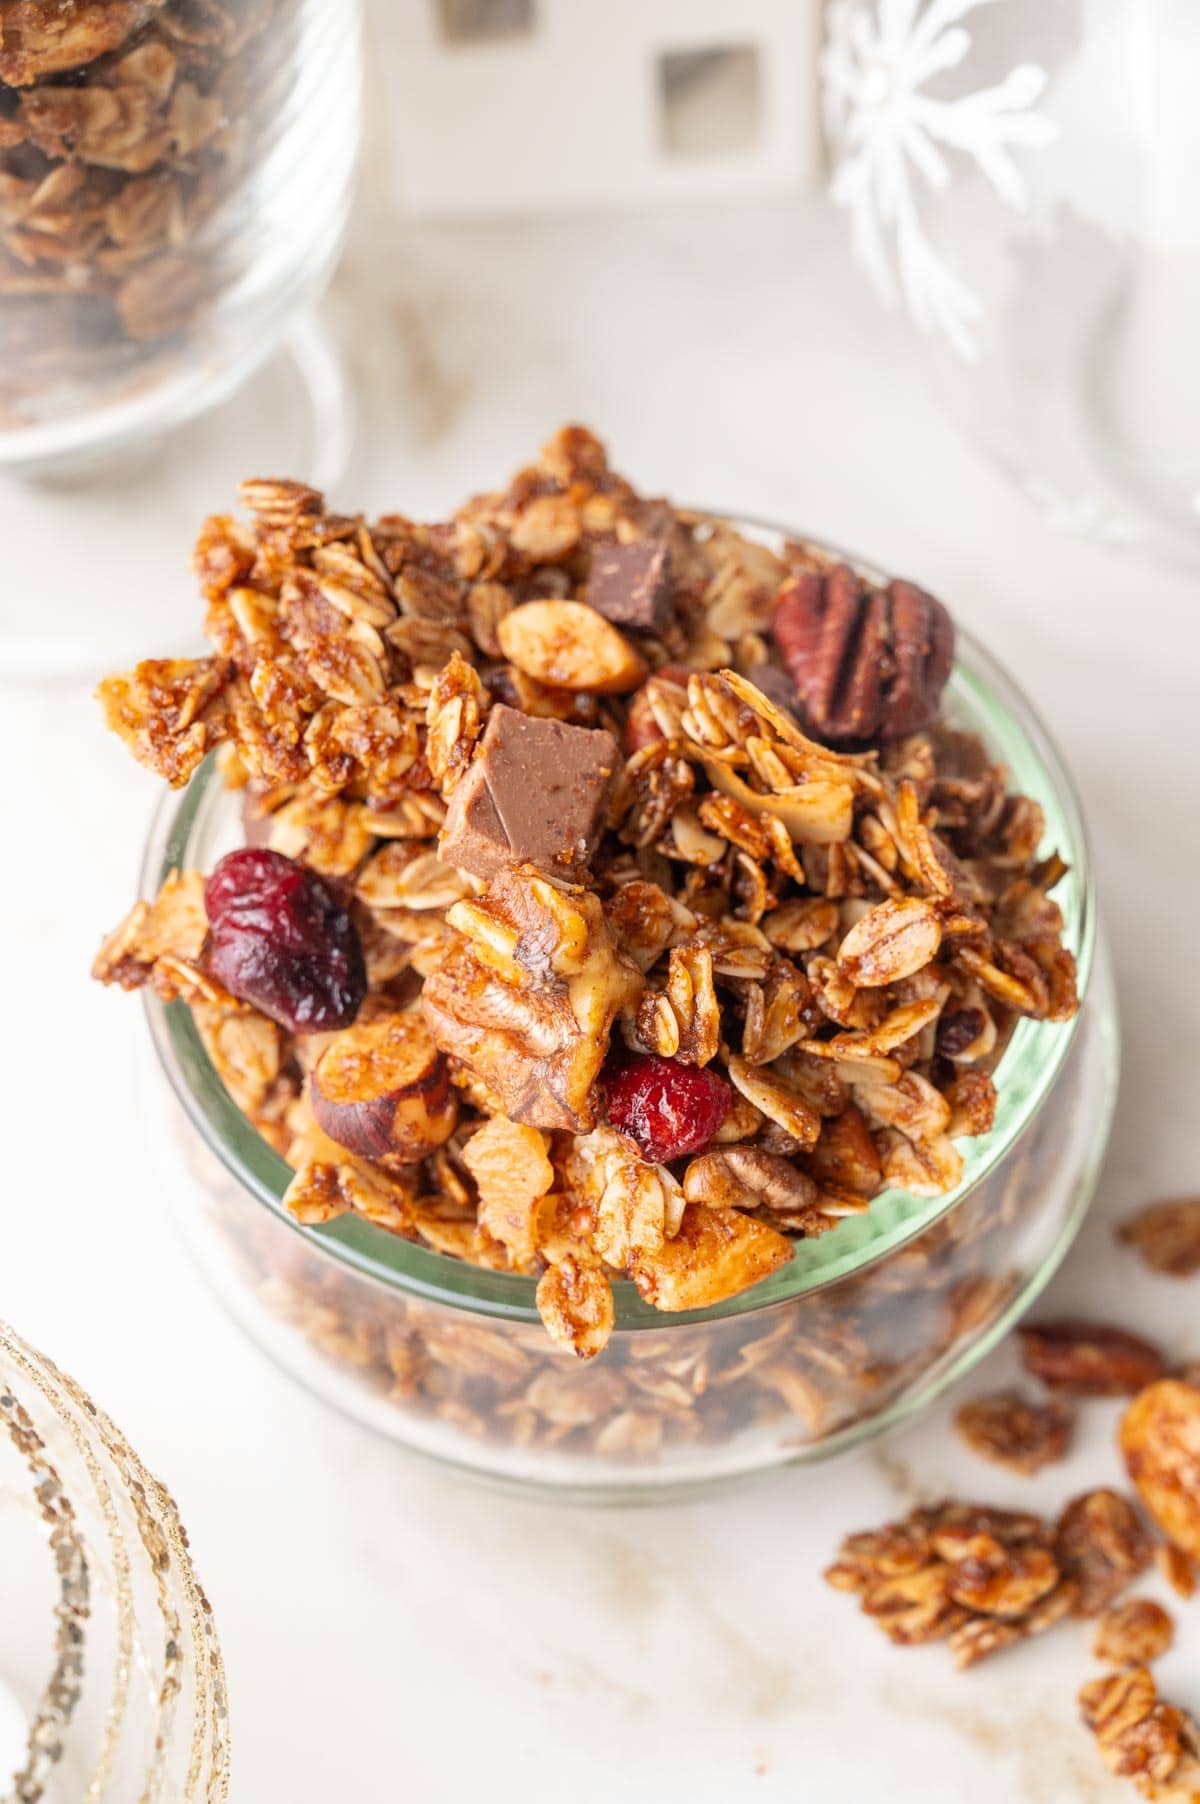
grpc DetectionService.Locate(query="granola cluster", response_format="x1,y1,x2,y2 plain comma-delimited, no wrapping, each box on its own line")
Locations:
831,1337,1200,1799
0,0,293,418
826,1490,1151,1670
94,427,1078,1358
1080,1669,1200,1803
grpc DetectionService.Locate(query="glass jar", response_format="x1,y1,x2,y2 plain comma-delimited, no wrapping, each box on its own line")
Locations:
822,1,1200,569
140,526,1117,1501
0,0,361,476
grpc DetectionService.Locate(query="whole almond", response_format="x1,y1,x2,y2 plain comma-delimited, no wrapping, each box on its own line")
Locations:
498,600,647,693
837,896,943,987
1120,1380,1200,1559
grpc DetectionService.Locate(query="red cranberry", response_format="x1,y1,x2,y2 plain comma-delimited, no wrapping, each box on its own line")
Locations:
204,848,366,1034
603,1053,730,1163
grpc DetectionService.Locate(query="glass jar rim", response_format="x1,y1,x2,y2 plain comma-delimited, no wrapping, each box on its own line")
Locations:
142,519,1095,1331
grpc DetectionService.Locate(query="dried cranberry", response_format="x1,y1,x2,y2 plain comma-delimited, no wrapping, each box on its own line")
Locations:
204,848,366,1034
603,1053,730,1163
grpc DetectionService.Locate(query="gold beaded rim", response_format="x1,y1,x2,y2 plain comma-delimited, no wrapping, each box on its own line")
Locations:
0,1324,230,1804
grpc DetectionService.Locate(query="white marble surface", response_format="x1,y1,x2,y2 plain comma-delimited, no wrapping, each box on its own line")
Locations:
2,149,1199,1803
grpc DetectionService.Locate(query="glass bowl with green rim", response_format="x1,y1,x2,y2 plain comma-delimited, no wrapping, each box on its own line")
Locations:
139,521,1117,1503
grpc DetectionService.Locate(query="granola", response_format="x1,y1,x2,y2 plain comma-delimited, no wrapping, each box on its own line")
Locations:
1118,1199,1200,1278
824,1499,1079,1670
94,427,1079,1362
826,1484,1157,1672
1079,1668,1200,1803
954,1388,1072,1475
1093,1599,1174,1667
0,0,297,419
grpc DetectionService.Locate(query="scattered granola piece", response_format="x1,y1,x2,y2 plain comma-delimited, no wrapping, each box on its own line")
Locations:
955,1389,1073,1475
1121,1380,1200,1561
1118,1199,1200,1278
1094,1599,1174,1667
1079,1667,1200,1803
826,1501,1073,1668
1020,1320,1168,1397
1055,1489,1154,1617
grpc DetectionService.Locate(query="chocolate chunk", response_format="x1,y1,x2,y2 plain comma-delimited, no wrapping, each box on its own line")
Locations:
585,538,672,634
438,705,618,883
745,662,803,723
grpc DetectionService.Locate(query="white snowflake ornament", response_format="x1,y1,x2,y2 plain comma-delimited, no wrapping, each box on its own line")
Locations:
822,0,1058,359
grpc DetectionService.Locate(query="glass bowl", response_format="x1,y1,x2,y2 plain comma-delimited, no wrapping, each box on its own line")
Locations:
822,0,1200,570
0,0,361,477
139,522,1117,1502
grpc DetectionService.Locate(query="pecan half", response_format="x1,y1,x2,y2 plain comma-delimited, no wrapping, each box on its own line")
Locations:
1019,1319,1168,1397
771,566,954,746
1054,1489,1153,1617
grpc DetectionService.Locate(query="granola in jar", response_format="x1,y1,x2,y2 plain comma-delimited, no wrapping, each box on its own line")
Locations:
96,427,1094,1472
0,0,354,448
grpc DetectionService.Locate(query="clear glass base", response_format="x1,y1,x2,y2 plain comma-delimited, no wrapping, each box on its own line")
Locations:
0,311,354,684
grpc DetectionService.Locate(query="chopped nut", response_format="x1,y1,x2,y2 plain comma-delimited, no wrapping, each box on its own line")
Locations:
310,1013,457,1169
772,567,954,745
422,865,640,1132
